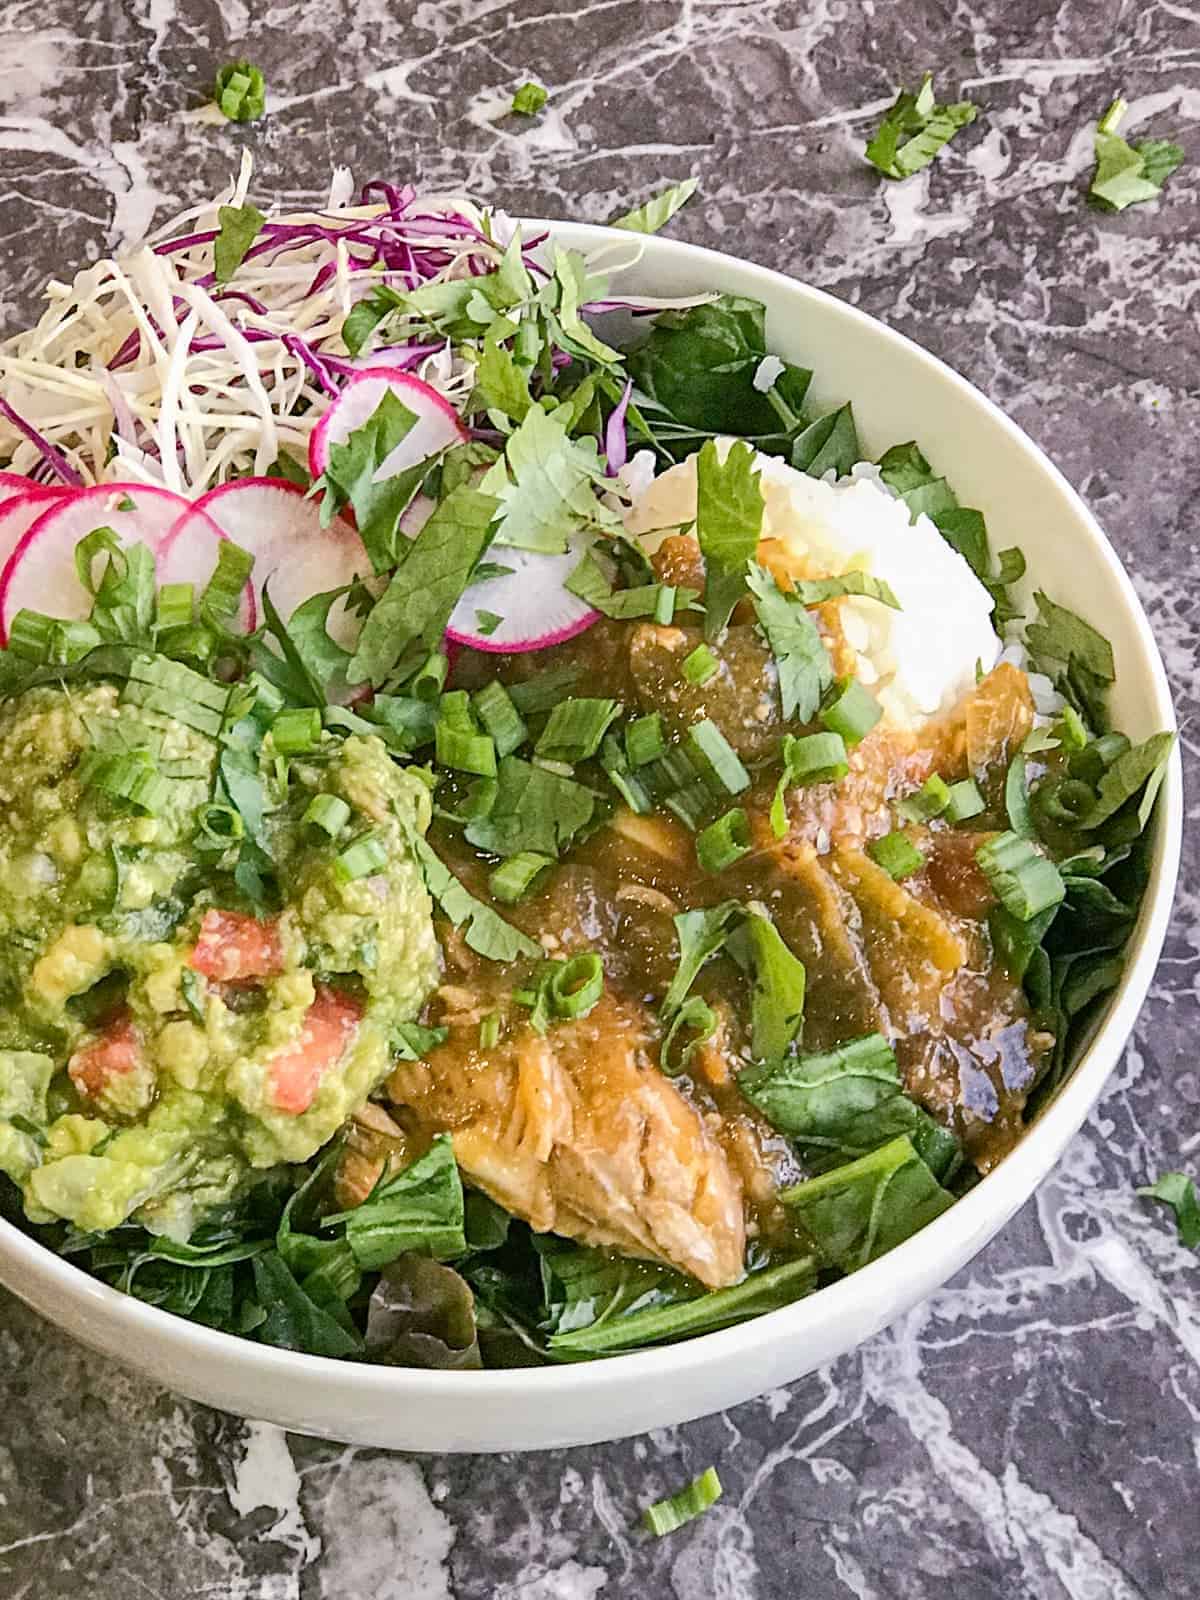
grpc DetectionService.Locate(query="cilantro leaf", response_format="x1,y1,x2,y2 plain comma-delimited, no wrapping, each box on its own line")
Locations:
745,563,833,722
547,248,622,365
726,910,806,1065
473,318,532,422
511,82,547,116
1090,96,1184,212
865,73,978,180
481,403,617,554
609,177,700,235
1138,1171,1200,1249
402,825,542,963
316,389,435,571
464,756,596,858
1079,731,1174,830
790,571,899,609
348,484,499,686
213,204,265,285
695,438,764,638
660,901,743,1020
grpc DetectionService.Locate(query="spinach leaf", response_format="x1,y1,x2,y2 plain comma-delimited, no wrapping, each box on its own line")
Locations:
323,1135,466,1270
251,1251,364,1357
790,404,859,478
725,911,806,1065
695,438,764,638
780,1134,955,1271
1138,1171,1200,1249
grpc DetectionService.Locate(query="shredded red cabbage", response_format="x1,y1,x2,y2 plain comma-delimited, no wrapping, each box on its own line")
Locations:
0,395,83,485
604,379,633,476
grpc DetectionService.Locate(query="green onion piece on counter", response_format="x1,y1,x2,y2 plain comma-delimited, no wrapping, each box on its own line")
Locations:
511,81,547,116
682,643,719,686
479,1012,501,1050
195,802,245,850
625,713,668,769
303,793,351,840
534,698,621,764
642,1468,724,1537
898,773,950,822
819,677,882,745
271,706,322,756
472,681,528,758
214,59,266,122
6,610,56,663
783,730,849,785
334,831,389,883
868,831,924,880
943,778,985,822
156,583,194,632
489,851,554,904
697,808,752,873
601,734,653,814
685,719,751,795
654,584,677,625
411,650,449,702
548,953,604,1019
976,830,1065,919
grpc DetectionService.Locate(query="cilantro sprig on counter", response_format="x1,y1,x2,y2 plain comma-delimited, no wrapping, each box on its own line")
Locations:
1089,95,1184,212
864,72,978,180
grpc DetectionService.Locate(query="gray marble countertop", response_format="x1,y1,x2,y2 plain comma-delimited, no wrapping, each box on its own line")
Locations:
1,2,1198,1595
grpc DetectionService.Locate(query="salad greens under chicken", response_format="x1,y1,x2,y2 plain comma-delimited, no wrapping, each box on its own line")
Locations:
0,163,1172,1368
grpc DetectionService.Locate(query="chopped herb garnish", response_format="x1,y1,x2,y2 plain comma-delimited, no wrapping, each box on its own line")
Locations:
511,82,548,117
819,678,882,746
695,438,764,639
1138,1172,1200,1249
696,807,751,873
534,697,621,764
489,850,554,904
214,59,266,123
402,825,542,963
214,204,265,285
1089,95,1184,212
642,1468,723,1538
464,756,596,859
868,831,924,881
474,609,503,637
976,831,1065,920
625,713,668,769
864,72,978,180
682,643,719,686
609,177,699,236
898,774,951,823
745,564,833,723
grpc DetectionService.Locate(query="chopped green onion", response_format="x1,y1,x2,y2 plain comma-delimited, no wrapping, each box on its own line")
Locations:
508,665,582,714
479,1012,501,1049
472,681,528,758
1057,705,1088,751
782,730,849,785
121,655,229,738
548,953,604,1018
6,609,56,663
697,808,752,873
1033,776,1097,830
271,706,321,756
214,59,266,122
489,851,554,904
665,781,714,832
601,733,653,814
534,698,621,764
625,713,668,769
437,689,475,730
48,620,103,663
1070,731,1131,787
685,719,751,796
303,793,351,839
511,81,547,116
436,720,498,777
81,749,170,816
156,583,194,632
247,672,286,719
333,831,389,883
943,778,985,823
898,773,950,823
819,678,882,745
643,1468,723,1537
868,830,924,880
474,609,503,637
648,745,700,797
976,830,1065,920
682,643,719,686
411,650,449,702
200,539,253,624
654,584,677,624
195,802,244,851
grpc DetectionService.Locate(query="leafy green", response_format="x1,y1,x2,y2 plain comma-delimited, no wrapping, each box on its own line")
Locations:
1090,96,1184,212
789,404,860,478
473,318,533,421
364,1255,481,1369
790,570,900,609
548,249,622,365
745,563,834,722
481,403,616,554
316,389,432,572
1138,1172,1200,1249
464,755,597,858
726,912,806,1065
76,531,157,645
1080,731,1174,830
660,901,742,1020
609,178,699,235
780,1134,955,1271
213,204,265,284
214,59,266,123
739,1033,960,1181
565,551,699,619
403,826,542,963
251,1251,363,1357
323,1136,466,1269
865,73,978,180
348,484,499,685
511,81,547,116
694,438,764,638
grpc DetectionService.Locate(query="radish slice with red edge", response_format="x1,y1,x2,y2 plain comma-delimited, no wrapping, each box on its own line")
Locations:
445,530,599,654
156,500,256,632
0,483,197,644
308,368,467,483
0,469,68,505
162,477,370,648
0,490,78,590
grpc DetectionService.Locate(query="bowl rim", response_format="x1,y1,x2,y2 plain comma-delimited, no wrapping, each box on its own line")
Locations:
0,221,1183,1408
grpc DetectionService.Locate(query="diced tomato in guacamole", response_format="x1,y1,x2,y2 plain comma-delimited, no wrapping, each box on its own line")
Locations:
268,987,364,1115
190,909,284,982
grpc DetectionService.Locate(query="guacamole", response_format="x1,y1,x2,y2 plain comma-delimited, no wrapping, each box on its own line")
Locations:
0,682,439,1237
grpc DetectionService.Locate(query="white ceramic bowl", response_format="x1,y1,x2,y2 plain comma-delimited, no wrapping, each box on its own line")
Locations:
0,224,1181,1451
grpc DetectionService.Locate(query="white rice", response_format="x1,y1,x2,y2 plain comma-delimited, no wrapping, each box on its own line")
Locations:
624,445,1002,728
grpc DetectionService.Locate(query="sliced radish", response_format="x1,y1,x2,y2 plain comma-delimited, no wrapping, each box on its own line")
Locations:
162,478,369,646
445,531,600,654
0,490,77,583
0,469,68,504
0,483,196,643
157,501,255,633
308,368,467,483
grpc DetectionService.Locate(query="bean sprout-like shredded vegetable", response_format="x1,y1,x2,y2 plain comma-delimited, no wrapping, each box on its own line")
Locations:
0,156,706,493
